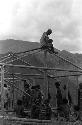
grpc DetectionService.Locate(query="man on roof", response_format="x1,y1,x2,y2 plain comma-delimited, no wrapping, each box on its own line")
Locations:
40,29,52,48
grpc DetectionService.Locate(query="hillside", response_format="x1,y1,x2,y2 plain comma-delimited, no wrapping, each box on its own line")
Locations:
0,39,82,65
0,39,40,54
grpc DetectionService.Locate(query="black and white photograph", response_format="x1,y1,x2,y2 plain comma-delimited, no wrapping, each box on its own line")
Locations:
0,0,82,124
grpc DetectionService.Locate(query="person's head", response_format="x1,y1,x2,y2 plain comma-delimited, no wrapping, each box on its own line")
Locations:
31,86,35,90
35,85,40,90
17,100,22,105
63,85,66,90
24,80,29,89
55,82,60,88
44,99,49,105
74,105,80,111
34,99,40,105
4,84,7,88
79,83,82,89
25,84,29,89
63,99,68,104
46,29,52,35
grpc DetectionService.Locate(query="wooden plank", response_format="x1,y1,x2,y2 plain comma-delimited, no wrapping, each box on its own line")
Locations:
0,63,82,73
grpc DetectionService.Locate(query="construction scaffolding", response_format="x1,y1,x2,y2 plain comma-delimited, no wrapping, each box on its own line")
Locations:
0,47,82,124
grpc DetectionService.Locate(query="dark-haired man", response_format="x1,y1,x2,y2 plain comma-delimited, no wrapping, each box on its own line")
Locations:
40,29,53,49
55,82,63,116
4,84,9,110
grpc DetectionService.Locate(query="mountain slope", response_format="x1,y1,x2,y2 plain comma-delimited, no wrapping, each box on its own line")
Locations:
0,39,82,71
0,39,40,54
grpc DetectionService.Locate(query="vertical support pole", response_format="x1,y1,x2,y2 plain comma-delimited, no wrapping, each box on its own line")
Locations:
75,67,79,105
12,67,14,109
48,80,49,97
79,82,82,120
76,71,79,105
66,76,69,101
76,76,78,88
1,65,5,124
55,71,57,108
44,50,48,99
12,54,15,109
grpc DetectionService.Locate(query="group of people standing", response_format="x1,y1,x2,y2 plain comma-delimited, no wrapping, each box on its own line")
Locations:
55,81,72,120
15,80,52,120
3,80,80,121
15,80,72,120
55,81,80,121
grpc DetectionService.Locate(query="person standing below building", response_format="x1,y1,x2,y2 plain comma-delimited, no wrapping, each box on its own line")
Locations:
4,84,9,110
62,85,67,100
55,82,62,108
15,100,25,118
62,98,70,121
31,85,43,119
62,85,72,106
35,85,42,104
55,82,63,117
31,85,42,105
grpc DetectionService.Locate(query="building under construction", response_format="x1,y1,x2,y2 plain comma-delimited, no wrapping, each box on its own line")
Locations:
0,42,82,125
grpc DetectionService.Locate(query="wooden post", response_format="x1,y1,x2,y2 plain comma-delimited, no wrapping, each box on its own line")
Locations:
76,70,79,105
66,77,69,101
44,50,48,99
1,65,5,124
12,67,14,109
75,67,79,105
79,82,82,120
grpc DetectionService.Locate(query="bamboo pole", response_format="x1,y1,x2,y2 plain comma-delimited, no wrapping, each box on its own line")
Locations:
1,65,5,125
12,67,14,109
75,67,79,105
48,73,82,78
66,77,69,101
0,63,81,73
44,50,48,99
6,73,43,76
0,72,82,80
54,53,82,70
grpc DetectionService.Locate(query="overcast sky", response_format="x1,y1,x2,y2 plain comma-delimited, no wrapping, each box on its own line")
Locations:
0,0,82,53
